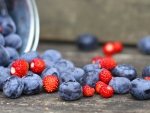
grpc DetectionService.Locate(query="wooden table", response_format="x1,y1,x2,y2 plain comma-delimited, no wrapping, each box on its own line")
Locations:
0,41,150,113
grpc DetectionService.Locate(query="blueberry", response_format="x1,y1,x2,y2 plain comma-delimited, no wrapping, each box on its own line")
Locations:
76,34,98,51
22,74,43,95
130,78,150,100
5,33,22,49
109,77,131,94
20,50,40,63
0,33,5,46
41,67,60,79
111,64,137,81
55,59,74,73
0,67,11,90
66,67,85,83
3,76,24,98
0,45,10,66
43,59,56,68
58,72,76,84
0,14,16,36
137,36,150,54
142,66,150,77
80,70,99,88
5,47,19,64
58,81,82,101
83,64,95,72
41,49,62,63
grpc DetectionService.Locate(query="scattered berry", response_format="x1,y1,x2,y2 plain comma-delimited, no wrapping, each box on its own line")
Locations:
30,58,45,74
10,59,29,78
111,64,137,81
58,81,82,101
102,42,115,55
99,57,117,71
144,76,150,80
95,81,107,93
83,85,95,97
76,34,98,51
99,85,114,98
43,75,59,93
3,76,24,99
142,66,150,77
99,69,113,84
130,78,150,100
113,41,123,53
109,77,131,94
22,74,43,95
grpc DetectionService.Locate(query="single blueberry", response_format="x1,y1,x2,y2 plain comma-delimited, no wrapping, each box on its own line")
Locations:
22,74,43,95
3,76,24,98
76,34,98,51
55,59,74,73
41,67,60,79
142,66,150,77
20,50,40,63
130,78,150,100
58,81,82,101
109,77,131,94
66,67,85,83
0,45,10,66
0,14,16,36
41,49,62,63
137,36,150,54
58,72,76,84
0,66,11,90
43,59,56,68
111,64,137,81
80,70,99,88
5,33,22,49
5,47,19,64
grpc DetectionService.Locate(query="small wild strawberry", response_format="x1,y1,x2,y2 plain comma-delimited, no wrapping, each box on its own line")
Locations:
10,59,29,78
30,58,45,74
43,75,59,93
83,85,95,97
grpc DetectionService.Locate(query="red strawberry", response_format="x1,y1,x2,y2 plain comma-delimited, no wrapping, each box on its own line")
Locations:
144,76,150,81
99,69,113,84
43,75,59,93
95,81,107,93
10,59,29,78
83,85,95,97
99,57,117,71
92,56,103,64
113,41,123,53
30,58,45,74
99,85,114,98
102,42,115,55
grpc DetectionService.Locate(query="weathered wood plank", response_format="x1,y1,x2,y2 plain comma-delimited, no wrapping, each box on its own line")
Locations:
36,0,150,45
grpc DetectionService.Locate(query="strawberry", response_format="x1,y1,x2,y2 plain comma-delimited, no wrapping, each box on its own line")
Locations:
99,85,114,98
99,69,113,84
113,41,123,53
99,57,117,71
144,76,150,81
30,58,45,74
102,42,115,55
10,59,29,78
92,56,103,64
95,81,107,93
83,85,95,97
43,75,59,93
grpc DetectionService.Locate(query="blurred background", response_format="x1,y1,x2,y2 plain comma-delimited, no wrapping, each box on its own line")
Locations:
36,0,150,45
